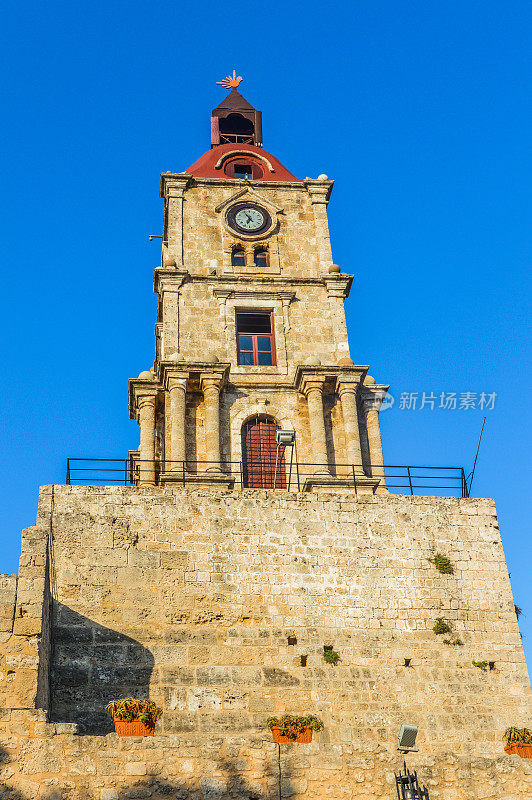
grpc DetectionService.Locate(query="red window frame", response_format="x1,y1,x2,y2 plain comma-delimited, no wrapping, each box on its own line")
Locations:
236,310,276,366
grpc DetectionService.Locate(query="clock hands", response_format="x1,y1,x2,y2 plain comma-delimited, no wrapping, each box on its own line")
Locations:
230,205,269,232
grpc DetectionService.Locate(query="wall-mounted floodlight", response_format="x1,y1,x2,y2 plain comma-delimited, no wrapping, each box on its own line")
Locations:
397,724,418,752
274,430,296,490
276,430,296,446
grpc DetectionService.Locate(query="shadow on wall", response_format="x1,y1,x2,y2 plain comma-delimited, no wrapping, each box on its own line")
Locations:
0,745,282,800
50,602,155,735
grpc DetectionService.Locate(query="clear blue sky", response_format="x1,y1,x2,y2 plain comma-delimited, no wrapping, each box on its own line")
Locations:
0,2,530,664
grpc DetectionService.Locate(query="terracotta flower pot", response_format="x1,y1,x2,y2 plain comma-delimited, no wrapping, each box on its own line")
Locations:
271,726,312,744
114,719,155,737
505,743,532,758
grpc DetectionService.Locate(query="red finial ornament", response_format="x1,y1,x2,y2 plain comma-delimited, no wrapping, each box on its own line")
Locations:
217,70,243,89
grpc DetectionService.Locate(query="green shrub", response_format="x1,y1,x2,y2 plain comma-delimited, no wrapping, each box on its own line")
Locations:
433,618,451,635
323,649,340,665
472,660,488,671
504,727,532,746
433,553,454,574
106,698,162,727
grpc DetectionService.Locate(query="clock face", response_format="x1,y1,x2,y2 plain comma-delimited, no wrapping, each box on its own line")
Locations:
235,207,264,230
227,202,272,236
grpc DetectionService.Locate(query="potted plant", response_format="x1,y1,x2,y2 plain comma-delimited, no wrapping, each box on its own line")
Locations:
504,727,532,758
267,714,323,743
106,698,162,736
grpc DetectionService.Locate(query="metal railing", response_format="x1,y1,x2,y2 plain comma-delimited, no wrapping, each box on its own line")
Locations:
66,459,470,497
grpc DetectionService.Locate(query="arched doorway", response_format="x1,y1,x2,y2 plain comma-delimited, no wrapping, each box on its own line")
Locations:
241,416,286,488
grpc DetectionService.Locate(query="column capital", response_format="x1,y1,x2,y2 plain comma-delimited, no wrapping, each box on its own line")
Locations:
337,382,358,398
361,386,389,412
301,378,327,398
200,374,224,393
336,368,369,396
128,378,158,419
295,365,329,394
137,393,157,409
165,375,188,393
161,364,189,393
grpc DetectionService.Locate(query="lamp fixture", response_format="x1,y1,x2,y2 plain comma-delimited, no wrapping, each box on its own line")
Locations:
394,761,429,800
397,723,419,752
276,430,296,446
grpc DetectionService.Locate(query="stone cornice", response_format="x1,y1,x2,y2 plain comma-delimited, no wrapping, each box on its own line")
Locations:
294,364,369,394
303,178,334,203
204,275,325,288
153,268,189,294
158,361,231,391
159,172,193,198
324,274,353,299
172,175,309,192
213,287,296,302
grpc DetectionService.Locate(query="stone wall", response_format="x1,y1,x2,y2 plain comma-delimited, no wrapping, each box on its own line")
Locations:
180,385,346,474
172,182,321,279
20,487,532,746
0,574,17,710
0,710,531,800
166,280,344,368
0,521,51,713
1,484,531,799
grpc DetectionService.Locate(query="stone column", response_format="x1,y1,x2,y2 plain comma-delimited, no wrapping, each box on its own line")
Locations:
201,376,222,472
338,382,364,474
304,379,331,475
325,274,352,361
167,377,187,470
363,393,387,489
306,180,333,270
138,394,156,485
163,176,190,267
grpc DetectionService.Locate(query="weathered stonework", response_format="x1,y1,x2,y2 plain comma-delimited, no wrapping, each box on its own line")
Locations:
128,129,388,487
2,88,531,799
1,486,531,798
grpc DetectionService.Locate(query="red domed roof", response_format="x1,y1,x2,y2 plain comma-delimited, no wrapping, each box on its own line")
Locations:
186,143,301,182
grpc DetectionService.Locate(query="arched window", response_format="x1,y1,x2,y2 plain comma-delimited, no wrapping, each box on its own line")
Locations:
241,416,286,488
224,158,264,179
254,248,269,269
231,247,246,267
219,113,255,144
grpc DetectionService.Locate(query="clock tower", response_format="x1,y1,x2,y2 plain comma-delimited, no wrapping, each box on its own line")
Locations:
129,78,388,493
2,73,530,800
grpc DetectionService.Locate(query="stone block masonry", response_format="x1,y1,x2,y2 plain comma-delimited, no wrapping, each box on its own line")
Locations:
0,484,531,799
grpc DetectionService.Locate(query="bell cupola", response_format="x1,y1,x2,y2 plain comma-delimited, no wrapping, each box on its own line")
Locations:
211,71,262,147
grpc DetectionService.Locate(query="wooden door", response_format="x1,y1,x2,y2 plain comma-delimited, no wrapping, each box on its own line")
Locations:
242,417,286,488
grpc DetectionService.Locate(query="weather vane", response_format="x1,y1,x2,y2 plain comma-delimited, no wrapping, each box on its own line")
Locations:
217,70,243,89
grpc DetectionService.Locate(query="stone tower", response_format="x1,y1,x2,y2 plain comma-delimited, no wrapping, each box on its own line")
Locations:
1,79,531,800
128,84,387,494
